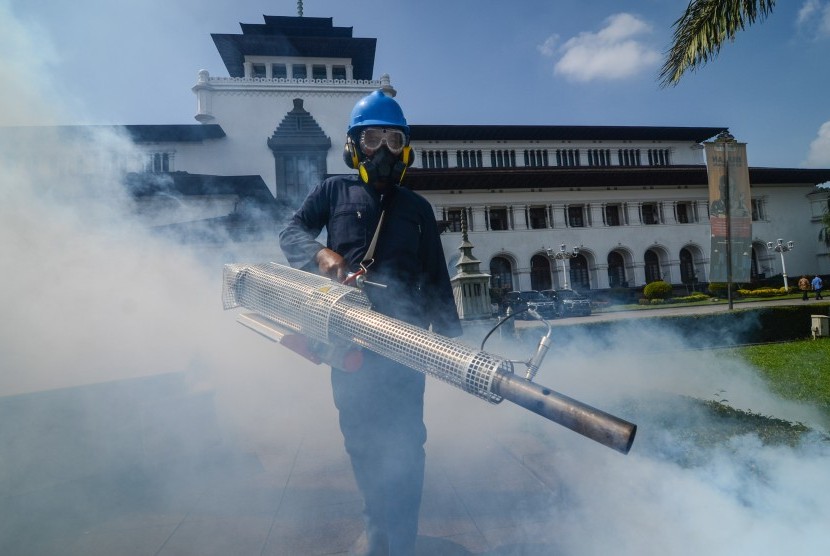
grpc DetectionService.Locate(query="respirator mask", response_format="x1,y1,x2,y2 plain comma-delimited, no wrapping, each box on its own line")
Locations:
356,127,409,185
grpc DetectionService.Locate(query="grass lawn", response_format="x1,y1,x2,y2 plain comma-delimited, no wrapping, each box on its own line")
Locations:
729,339,830,415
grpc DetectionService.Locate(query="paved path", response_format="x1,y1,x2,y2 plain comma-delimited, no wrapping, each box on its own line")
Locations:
3,296,827,555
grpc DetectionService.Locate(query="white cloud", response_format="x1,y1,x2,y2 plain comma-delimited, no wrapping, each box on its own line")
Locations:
797,0,820,26
537,34,559,57
804,120,830,167
797,0,830,38
539,13,661,82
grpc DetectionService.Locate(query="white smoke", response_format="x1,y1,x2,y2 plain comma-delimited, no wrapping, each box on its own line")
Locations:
2,3,829,555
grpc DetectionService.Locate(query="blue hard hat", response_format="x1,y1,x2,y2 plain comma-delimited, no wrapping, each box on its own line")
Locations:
347,90,409,137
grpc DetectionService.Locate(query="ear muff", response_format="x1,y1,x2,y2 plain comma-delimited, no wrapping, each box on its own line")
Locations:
401,145,414,168
342,137,359,169
358,159,376,184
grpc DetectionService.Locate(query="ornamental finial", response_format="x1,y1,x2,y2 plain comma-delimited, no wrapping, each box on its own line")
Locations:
297,0,304,16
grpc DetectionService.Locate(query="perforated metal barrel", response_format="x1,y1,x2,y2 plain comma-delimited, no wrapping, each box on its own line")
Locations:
223,263,509,403
223,262,637,454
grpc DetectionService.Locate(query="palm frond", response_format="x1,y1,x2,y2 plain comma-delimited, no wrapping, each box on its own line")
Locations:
660,0,776,87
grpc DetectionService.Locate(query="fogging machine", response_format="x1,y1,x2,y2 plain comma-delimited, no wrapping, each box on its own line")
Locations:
222,262,636,454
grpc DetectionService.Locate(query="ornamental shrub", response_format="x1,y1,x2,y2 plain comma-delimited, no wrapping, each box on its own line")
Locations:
708,282,726,296
643,280,673,300
737,287,787,298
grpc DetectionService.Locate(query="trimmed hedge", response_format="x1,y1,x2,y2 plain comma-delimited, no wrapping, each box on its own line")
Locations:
517,304,830,349
643,280,673,300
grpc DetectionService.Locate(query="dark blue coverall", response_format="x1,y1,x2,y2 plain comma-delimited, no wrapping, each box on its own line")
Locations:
279,174,462,555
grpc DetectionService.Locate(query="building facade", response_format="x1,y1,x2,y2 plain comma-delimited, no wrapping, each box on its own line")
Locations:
6,14,830,296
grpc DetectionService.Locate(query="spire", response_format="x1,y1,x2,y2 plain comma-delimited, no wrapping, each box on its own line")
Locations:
297,0,304,16
454,210,484,276
450,209,493,320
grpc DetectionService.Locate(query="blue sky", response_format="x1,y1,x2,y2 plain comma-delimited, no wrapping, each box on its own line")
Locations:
3,0,830,169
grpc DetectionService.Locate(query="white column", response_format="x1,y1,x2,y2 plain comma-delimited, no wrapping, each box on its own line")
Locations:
512,205,528,230
551,204,567,228
243,61,253,78
627,203,641,225
662,201,676,224
590,204,603,227
471,206,487,231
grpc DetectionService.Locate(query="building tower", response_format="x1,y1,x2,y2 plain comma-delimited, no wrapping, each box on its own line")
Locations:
450,211,492,319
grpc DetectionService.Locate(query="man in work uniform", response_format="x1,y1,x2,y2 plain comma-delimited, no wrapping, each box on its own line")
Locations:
279,90,462,555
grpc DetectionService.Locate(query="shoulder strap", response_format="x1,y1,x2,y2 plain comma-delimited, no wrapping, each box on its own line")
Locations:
361,210,385,268
360,188,398,271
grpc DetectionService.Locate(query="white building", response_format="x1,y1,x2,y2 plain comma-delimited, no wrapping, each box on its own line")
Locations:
7,14,830,296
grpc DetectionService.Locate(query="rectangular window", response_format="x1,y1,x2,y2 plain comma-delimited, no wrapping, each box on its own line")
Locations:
272,64,287,79
751,198,765,221
567,205,585,227
422,150,449,168
457,150,482,168
556,149,580,167
528,206,548,229
642,203,661,225
446,208,463,232
617,149,641,166
488,207,509,231
675,202,696,224
332,65,347,80
252,64,266,78
146,152,172,173
312,65,327,80
524,149,549,167
605,204,622,226
490,150,516,168
647,148,671,166
292,64,307,79
587,149,611,166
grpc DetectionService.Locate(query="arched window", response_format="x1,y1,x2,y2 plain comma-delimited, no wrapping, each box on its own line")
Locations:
644,250,661,283
607,252,626,287
530,255,552,291
679,248,696,284
570,255,590,291
490,257,513,292
750,246,761,279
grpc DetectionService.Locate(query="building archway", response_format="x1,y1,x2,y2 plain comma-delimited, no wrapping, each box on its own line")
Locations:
570,254,590,290
489,256,514,293
644,249,662,283
679,243,707,287
607,251,627,287
530,254,552,291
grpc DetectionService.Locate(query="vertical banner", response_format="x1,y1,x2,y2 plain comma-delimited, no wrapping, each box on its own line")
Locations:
705,141,752,283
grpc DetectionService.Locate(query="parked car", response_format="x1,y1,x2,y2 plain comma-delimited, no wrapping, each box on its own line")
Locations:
540,289,592,317
502,290,558,319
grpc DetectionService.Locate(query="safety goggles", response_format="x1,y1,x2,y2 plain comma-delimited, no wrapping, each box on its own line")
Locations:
359,127,407,155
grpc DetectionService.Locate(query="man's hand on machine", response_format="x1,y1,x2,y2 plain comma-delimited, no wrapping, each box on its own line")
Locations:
316,248,347,282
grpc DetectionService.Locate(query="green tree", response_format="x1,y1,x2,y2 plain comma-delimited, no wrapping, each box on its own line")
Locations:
820,199,830,247
660,0,776,87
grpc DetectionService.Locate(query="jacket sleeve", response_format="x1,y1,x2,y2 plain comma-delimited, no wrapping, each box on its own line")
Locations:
278,183,329,272
419,206,463,338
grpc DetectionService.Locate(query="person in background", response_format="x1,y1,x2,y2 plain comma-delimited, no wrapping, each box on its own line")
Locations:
279,90,461,556
811,275,824,300
799,275,810,301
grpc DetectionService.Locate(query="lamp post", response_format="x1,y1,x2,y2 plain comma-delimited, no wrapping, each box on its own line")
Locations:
546,244,580,290
766,239,794,292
